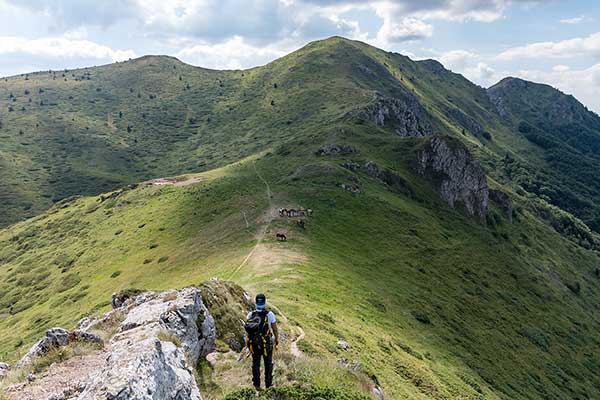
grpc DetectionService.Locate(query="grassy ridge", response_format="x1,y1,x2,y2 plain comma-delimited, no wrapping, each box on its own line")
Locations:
1,37,600,398
1,123,599,398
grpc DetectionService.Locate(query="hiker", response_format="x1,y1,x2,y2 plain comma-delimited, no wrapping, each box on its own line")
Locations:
245,293,279,391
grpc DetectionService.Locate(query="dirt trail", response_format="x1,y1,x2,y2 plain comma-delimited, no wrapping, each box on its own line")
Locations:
2,349,108,400
230,163,306,357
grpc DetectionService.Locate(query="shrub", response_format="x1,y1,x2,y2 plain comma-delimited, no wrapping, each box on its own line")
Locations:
411,310,431,324
157,256,169,263
110,271,121,278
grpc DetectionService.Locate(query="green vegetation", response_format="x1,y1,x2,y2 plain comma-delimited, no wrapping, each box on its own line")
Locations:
489,77,600,232
0,37,599,399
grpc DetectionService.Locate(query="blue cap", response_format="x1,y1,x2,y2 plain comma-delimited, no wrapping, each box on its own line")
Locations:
255,293,266,309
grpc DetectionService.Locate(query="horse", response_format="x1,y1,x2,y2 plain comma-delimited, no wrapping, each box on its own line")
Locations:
296,219,305,229
276,233,287,241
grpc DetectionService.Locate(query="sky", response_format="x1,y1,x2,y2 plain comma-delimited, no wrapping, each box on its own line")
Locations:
1,0,599,112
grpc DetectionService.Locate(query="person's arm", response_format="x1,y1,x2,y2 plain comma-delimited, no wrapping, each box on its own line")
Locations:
271,322,279,347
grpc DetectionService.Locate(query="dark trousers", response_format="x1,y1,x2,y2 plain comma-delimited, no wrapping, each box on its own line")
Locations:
251,344,273,389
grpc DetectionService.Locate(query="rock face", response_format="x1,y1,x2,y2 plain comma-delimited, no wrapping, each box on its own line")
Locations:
357,92,432,137
79,288,212,400
416,136,488,220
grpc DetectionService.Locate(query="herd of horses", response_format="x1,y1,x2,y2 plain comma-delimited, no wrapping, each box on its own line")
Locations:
275,207,312,241
278,207,313,217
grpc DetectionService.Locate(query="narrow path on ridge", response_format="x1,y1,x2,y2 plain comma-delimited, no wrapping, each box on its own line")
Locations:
228,162,305,357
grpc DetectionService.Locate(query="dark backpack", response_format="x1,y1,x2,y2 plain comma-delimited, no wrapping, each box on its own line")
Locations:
245,309,270,343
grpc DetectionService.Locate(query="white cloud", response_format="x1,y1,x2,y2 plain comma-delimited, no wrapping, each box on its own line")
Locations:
559,15,590,25
552,64,570,72
376,16,433,45
0,36,136,61
435,49,499,85
176,36,293,70
497,32,600,60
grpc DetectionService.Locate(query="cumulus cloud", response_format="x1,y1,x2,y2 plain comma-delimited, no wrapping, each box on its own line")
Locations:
435,49,499,85
497,32,600,60
176,36,293,70
0,36,135,61
376,16,433,44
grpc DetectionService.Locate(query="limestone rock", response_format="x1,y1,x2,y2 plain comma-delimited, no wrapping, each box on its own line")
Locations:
416,136,488,220
357,92,432,137
16,328,70,368
337,340,350,350
78,335,202,400
78,287,208,400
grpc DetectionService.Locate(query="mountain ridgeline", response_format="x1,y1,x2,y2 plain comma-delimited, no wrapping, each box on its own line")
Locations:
0,37,599,399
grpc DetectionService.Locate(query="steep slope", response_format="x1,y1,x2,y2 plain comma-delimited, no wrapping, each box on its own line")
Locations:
488,77,600,231
1,37,600,399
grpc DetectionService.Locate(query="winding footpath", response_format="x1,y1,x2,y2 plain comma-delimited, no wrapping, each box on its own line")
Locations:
230,162,305,357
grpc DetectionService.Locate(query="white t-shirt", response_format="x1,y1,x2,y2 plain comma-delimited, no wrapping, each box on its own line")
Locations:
247,310,276,334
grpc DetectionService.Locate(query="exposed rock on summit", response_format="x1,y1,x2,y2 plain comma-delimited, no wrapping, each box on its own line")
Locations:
416,136,488,219
356,92,432,137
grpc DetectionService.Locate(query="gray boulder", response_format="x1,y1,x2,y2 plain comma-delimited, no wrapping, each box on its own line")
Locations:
16,328,103,369
416,136,488,220
16,327,70,368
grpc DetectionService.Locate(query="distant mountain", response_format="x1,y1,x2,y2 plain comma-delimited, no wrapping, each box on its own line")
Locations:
0,37,599,399
488,77,600,231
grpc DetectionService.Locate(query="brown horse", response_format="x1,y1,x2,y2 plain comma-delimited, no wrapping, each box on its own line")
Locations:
296,219,305,229
276,233,287,241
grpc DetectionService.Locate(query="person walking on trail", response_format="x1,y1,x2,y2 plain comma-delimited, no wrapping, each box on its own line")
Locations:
245,293,279,391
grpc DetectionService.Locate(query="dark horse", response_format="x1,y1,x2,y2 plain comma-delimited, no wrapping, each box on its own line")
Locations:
276,233,287,241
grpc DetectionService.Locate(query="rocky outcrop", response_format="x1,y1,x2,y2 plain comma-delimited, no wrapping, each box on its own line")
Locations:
11,288,216,400
356,92,432,137
16,328,103,369
79,288,212,400
315,144,358,156
416,136,488,219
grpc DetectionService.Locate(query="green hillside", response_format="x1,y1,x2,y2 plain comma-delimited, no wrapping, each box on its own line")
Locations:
1,37,600,399
488,77,600,232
